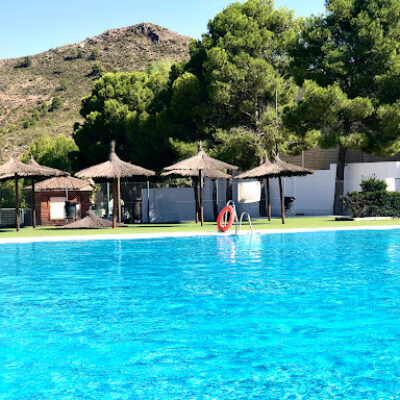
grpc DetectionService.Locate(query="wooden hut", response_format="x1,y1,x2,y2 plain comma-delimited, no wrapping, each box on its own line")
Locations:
24,176,94,226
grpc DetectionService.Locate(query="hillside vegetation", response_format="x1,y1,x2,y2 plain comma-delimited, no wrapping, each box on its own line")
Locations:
0,23,191,161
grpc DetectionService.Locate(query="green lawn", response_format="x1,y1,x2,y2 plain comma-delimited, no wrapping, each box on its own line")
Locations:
0,217,400,239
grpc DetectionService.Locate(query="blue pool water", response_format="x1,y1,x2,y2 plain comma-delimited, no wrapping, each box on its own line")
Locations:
1,230,400,399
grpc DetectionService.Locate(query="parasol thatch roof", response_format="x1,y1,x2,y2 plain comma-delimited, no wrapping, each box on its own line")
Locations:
0,156,68,180
164,142,238,172
24,176,94,192
28,157,69,178
62,211,127,229
161,168,230,179
274,156,314,177
0,156,44,180
236,156,313,179
75,142,155,179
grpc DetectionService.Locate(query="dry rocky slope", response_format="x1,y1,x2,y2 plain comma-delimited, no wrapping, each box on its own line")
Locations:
0,23,192,160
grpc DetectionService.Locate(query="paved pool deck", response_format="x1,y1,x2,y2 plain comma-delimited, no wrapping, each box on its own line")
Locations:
1,224,400,245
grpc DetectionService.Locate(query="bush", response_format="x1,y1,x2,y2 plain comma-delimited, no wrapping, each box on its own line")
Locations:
65,47,82,60
31,109,41,121
90,61,104,77
57,78,68,91
38,101,49,117
345,191,400,218
15,56,32,68
90,48,100,60
0,180,26,208
360,174,387,193
23,118,36,129
50,97,62,111
344,175,400,218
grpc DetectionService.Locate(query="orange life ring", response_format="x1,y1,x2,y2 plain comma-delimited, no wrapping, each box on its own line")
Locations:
217,206,235,232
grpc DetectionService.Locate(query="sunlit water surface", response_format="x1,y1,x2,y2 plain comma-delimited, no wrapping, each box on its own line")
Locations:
1,230,400,399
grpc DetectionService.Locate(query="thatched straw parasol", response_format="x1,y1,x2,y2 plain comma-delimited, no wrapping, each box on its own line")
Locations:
63,211,127,229
236,156,313,224
162,168,230,223
163,142,237,226
75,142,155,228
0,156,68,231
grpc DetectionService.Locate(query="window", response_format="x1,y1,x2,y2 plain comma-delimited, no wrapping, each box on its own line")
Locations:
50,197,66,220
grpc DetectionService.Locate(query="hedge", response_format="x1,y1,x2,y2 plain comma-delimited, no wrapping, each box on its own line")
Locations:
344,191,400,218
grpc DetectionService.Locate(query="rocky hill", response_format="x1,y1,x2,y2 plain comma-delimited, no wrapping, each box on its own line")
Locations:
0,23,192,160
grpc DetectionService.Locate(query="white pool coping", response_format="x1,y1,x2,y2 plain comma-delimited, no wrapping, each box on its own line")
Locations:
1,224,400,245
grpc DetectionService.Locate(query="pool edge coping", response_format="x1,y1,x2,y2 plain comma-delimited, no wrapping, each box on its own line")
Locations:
1,224,400,244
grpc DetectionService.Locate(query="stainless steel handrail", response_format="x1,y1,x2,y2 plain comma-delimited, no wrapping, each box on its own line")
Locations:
235,212,253,234
222,201,253,234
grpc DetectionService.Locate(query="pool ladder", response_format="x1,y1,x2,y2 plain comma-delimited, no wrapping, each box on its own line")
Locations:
225,201,253,234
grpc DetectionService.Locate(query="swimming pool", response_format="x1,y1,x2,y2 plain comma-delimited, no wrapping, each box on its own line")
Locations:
1,229,400,399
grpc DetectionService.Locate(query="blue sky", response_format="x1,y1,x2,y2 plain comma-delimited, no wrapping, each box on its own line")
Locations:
0,0,324,59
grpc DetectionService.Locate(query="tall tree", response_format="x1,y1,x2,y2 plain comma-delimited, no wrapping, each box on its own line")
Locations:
284,0,400,214
73,70,173,170
181,0,310,169
28,134,78,174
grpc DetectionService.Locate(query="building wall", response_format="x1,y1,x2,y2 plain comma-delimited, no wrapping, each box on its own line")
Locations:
141,161,400,222
142,179,227,223
232,165,337,218
344,162,400,193
36,191,91,226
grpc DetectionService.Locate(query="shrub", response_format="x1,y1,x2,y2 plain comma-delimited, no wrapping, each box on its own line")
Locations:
344,175,400,217
50,97,62,111
90,48,100,60
57,78,68,91
0,180,26,208
31,109,41,121
65,47,82,60
360,174,387,193
345,191,400,218
23,118,36,129
15,56,32,68
90,61,104,77
38,101,49,116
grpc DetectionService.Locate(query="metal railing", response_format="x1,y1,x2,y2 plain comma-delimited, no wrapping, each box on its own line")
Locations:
235,212,253,235
223,201,253,235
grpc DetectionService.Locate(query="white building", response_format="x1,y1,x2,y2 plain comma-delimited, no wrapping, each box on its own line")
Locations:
141,160,400,222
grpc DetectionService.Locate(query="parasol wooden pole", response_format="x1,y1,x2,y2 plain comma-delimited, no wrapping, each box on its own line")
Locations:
15,175,20,232
193,178,199,224
147,181,150,223
112,178,117,229
266,177,271,221
117,176,121,223
278,176,285,224
199,170,204,227
31,178,36,228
